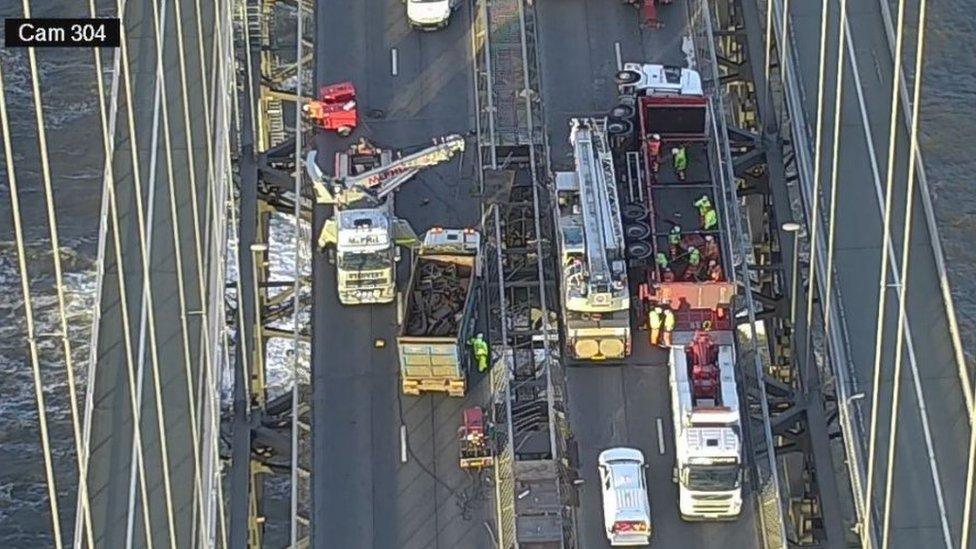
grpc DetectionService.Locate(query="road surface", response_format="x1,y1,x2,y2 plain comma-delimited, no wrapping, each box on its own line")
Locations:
536,1,761,547
310,1,494,548
787,0,970,546
83,0,220,547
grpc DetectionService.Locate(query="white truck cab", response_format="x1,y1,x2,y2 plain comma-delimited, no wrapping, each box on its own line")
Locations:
598,447,652,546
616,62,704,96
406,0,459,31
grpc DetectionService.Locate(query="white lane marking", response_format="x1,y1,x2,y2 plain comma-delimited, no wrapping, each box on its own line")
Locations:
656,418,665,455
400,424,408,463
397,290,404,325
614,42,622,71
391,48,399,76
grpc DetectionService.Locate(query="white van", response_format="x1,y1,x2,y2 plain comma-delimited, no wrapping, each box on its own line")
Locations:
598,447,652,546
405,0,459,31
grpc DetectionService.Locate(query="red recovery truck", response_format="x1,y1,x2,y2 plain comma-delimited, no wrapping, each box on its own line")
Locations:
613,62,736,345
622,0,674,29
303,81,359,136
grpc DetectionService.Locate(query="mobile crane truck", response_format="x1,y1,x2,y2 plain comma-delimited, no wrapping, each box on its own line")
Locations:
306,135,465,305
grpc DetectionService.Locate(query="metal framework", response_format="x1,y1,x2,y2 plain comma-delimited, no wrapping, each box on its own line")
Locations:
227,0,314,546
475,0,575,546
705,0,864,545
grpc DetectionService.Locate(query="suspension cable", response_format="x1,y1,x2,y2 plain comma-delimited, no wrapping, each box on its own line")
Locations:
290,0,306,542
880,0,929,545
778,0,790,77
862,0,907,543
146,0,208,543
19,2,94,546
0,60,64,549
209,1,232,543
820,0,848,406
799,0,832,388
112,0,180,542
85,2,156,545
763,0,773,83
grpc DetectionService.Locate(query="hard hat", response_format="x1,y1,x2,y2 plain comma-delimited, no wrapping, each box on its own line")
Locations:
477,332,484,339
671,148,679,155
671,225,681,232
302,103,310,112
708,260,717,266
705,235,713,241
652,133,660,140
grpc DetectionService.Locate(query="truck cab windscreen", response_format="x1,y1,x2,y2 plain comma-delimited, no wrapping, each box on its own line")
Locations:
684,464,740,492
339,250,391,271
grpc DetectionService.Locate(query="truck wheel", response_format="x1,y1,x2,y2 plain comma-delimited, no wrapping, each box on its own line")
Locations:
628,241,652,260
615,69,641,85
606,118,633,136
623,203,648,221
625,222,651,241
610,104,635,120
337,125,353,136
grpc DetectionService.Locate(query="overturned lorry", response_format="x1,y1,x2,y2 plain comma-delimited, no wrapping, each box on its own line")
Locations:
397,228,481,397
614,62,743,520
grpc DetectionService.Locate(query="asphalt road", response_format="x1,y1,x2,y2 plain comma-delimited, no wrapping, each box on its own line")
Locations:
536,1,760,547
786,0,970,546
310,2,494,548
83,0,219,547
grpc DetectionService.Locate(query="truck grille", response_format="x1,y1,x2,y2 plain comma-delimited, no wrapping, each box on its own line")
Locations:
691,494,733,513
346,276,385,287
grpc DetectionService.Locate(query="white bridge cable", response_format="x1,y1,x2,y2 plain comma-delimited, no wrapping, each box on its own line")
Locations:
83,0,156,545
203,0,232,544
210,0,234,543
0,61,64,549
290,0,307,544
863,0,907,543
147,0,209,544
19,0,94,546
113,0,180,543
820,0,848,447
800,0,832,387
840,5,951,547
880,0,931,545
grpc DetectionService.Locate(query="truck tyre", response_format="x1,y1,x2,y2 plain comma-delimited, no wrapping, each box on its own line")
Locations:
625,222,651,241
606,118,633,136
615,69,641,85
610,104,635,120
623,203,648,221
337,125,353,136
628,241,652,260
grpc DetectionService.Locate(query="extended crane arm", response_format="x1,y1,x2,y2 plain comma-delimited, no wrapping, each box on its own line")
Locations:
307,134,466,205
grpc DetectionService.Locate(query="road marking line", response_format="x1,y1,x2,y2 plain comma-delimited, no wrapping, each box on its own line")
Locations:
397,290,404,325
614,42,622,71
391,48,398,76
400,424,408,463
656,417,665,455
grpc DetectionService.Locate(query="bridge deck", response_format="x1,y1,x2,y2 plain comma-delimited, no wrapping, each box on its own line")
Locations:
787,0,970,546
310,2,494,547
83,0,220,546
537,1,761,547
